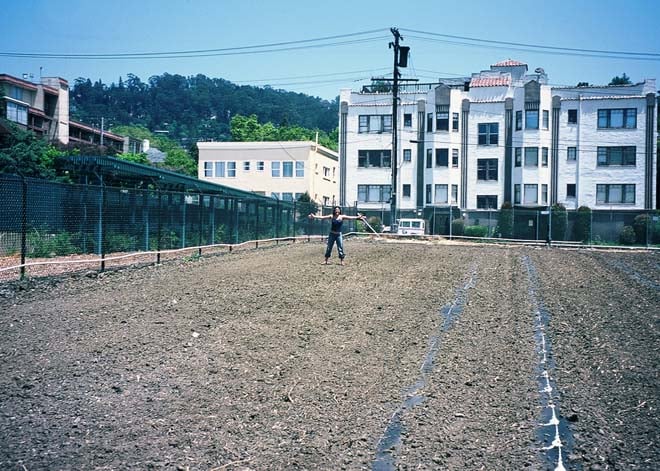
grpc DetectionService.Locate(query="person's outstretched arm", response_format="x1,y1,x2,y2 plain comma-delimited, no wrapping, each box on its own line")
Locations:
308,213,332,220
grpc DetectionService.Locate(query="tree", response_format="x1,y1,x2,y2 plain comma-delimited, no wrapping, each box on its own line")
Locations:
551,203,567,241
496,201,514,238
162,147,197,176
0,119,57,179
115,152,150,165
576,82,590,87
609,73,632,85
573,206,592,242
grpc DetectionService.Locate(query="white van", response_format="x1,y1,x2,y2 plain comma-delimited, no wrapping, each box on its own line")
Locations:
396,218,425,235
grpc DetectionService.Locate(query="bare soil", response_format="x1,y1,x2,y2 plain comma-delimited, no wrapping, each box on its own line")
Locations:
1,240,658,470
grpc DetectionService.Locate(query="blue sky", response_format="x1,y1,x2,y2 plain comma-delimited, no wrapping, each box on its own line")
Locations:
1,0,658,101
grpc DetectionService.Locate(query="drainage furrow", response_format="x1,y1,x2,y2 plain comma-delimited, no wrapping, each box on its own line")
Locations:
372,265,478,471
523,255,575,471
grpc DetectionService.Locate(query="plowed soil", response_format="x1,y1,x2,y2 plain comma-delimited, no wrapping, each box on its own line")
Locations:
1,240,658,470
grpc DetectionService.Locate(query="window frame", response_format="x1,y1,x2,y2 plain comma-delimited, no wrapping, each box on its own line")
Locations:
478,123,499,146
524,147,539,167
476,195,498,210
403,149,412,162
295,161,305,177
597,146,636,166
525,109,539,129
271,161,280,177
567,109,578,124
597,108,637,129
523,184,538,205
566,183,576,199
435,148,448,167
477,158,498,181
358,150,392,168
515,111,522,131
204,162,213,177
596,184,635,204
282,161,293,178
567,147,577,161
452,112,459,132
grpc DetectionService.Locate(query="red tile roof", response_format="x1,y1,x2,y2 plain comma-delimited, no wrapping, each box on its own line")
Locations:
470,76,511,87
491,59,527,67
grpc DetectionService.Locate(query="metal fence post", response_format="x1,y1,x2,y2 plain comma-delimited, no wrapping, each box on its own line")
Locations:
20,176,27,280
198,192,203,257
181,193,187,248
100,181,106,272
157,189,162,265
255,201,260,248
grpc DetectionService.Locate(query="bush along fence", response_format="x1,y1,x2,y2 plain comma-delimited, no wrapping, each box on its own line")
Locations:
357,203,660,247
0,174,361,280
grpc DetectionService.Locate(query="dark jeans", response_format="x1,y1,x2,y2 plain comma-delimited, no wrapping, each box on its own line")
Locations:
325,232,345,259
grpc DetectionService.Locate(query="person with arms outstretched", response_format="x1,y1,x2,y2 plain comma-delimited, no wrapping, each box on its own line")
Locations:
309,206,366,265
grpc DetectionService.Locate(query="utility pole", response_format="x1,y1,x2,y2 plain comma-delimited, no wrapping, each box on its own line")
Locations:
390,28,401,229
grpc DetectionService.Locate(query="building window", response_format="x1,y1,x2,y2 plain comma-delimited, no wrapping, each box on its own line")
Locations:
514,184,521,204
404,114,412,127
427,113,433,132
403,149,412,162
567,184,576,198
204,162,213,177
597,146,636,166
358,150,391,168
526,110,539,129
257,161,265,171
323,166,330,178
425,184,432,204
403,184,411,197
524,147,538,167
271,192,280,199
435,148,448,167
426,149,432,168
515,147,522,167
215,161,226,178
596,184,635,204
542,184,548,205
434,184,448,204
597,108,637,129
243,161,250,171
295,161,304,177
542,110,549,130
6,102,28,125
524,184,538,204
227,161,236,177
477,195,498,209
478,123,499,145
542,147,549,167
357,184,392,203
435,106,449,131
568,109,578,124
515,111,522,131
382,115,392,132
282,192,294,202
359,115,368,133
452,113,459,131
358,115,393,133
451,184,458,204
567,147,577,161
452,149,459,167
271,161,280,177
477,159,498,181
282,161,293,177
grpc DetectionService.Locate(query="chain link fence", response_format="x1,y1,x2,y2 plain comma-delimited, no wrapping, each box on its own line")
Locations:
1,174,355,280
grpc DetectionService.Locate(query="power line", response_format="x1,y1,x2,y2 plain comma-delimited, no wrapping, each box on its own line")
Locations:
0,30,389,59
400,28,660,60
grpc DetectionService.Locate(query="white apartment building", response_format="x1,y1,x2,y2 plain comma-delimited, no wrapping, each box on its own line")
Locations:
197,141,339,205
339,60,657,219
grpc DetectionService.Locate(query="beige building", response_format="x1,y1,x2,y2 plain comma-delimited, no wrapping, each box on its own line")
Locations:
197,141,339,205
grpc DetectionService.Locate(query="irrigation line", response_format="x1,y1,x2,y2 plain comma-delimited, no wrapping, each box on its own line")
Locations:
372,265,478,471
594,255,660,292
523,256,574,471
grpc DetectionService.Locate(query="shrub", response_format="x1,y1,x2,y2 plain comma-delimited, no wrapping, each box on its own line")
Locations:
496,202,513,238
573,206,592,242
551,203,567,241
451,218,465,236
619,226,636,245
28,229,80,258
104,233,137,253
464,225,488,237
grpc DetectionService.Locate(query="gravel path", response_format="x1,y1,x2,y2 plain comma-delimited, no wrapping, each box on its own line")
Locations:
1,240,658,470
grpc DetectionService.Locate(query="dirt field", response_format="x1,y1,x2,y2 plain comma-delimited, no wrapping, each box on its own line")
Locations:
1,239,658,470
